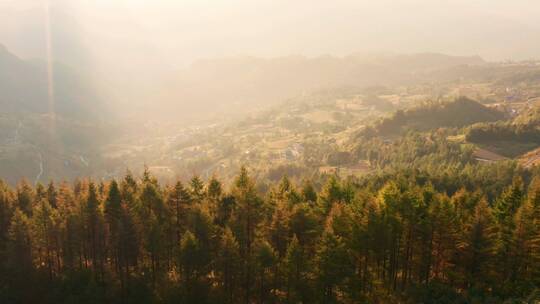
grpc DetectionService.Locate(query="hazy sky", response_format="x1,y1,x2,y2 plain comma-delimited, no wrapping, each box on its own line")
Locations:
1,0,540,66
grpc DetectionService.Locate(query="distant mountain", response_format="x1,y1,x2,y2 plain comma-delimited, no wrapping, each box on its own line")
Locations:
158,53,485,119
360,97,505,137
0,44,112,184
349,52,485,71
0,44,103,120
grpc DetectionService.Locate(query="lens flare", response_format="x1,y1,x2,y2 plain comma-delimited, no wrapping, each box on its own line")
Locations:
44,0,56,130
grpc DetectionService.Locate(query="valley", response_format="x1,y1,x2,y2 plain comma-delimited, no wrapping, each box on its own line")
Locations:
3,2,540,302
105,62,540,185
3,41,540,188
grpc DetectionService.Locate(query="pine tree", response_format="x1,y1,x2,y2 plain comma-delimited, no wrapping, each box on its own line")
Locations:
284,235,308,303
254,241,276,303
46,181,58,208
178,231,209,302
16,180,34,216
207,175,223,200
105,180,122,225
320,176,342,213
5,209,34,302
34,198,62,280
231,166,263,303
429,195,459,282
301,180,317,204
167,181,191,242
0,182,14,249
509,201,536,294
187,204,214,254
528,178,540,287
493,177,524,285
84,182,104,277
274,175,292,202
118,201,140,293
268,201,290,258
121,170,139,209
1,166,539,303
105,180,122,274
215,195,235,227
190,176,205,203
289,202,319,247
316,228,352,303
460,198,497,292
215,227,241,304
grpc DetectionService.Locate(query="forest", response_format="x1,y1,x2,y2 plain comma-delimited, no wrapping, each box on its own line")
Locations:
4,2,540,303
359,97,505,138
1,164,539,303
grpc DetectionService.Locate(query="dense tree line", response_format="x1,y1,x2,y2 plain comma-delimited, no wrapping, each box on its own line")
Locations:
465,104,540,150
355,131,475,171
359,97,505,138
466,121,540,144
1,166,539,303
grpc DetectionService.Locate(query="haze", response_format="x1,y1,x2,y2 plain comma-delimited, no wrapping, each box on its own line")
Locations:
4,1,540,303
1,0,539,119
2,0,540,66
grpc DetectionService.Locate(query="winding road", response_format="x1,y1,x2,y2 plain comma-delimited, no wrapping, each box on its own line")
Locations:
35,152,44,184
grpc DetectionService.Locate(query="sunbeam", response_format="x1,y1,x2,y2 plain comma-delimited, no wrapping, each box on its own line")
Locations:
44,0,56,132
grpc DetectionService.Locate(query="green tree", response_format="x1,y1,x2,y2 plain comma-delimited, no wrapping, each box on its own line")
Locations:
215,227,241,304
316,228,352,303
285,235,309,303
190,176,205,203
460,198,497,292
231,166,263,303
254,241,276,303
16,180,34,216
5,209,34,302
178,231,210,302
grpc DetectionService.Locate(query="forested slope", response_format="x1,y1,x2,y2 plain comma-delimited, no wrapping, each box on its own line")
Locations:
466,105,540,157
0,165,539,303
0,44,104,120
360,97,505,138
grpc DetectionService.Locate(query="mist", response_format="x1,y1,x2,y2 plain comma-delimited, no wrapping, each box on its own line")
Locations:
2,0,540,119
3,2,540,302
3,0,540,65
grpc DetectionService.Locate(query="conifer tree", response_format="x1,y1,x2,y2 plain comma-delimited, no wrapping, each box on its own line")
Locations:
231,166,263,303
316,228,352,303
301,180,317,204
190,176,205,203
494,177,524,284
46,181,58,208
207,175,223,200
5,209,34,301
16,180,34,215
178,230,210,302
167,181,191,242
0,183,14,249
254,241,276,303
460,198,497,291
215,227,241,303
284,235,308,303
84,182,105,278
0,167,539,302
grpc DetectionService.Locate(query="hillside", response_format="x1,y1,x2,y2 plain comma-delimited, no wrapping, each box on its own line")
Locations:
2,48,539,184
155,53,486,120
0,45,115,184
466,105,540,157
0,44,104,120
359,97,505,138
